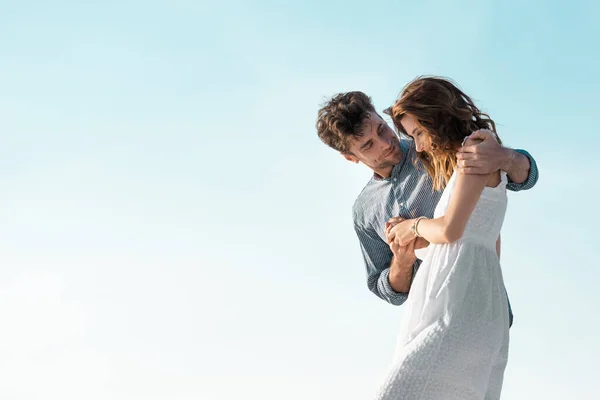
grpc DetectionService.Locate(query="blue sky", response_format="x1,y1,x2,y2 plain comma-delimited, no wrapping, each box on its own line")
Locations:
1,0,599,399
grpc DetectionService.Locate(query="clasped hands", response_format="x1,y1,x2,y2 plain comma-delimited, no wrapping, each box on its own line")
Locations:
385,217,429,265
385,217,428,247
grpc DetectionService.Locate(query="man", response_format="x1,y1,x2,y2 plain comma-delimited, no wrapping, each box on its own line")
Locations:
316,91,538,325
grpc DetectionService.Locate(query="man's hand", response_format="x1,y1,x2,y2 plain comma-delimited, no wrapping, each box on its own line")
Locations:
389,237,417,268
414,236,430,250
387,237,416,293
457,129,514,175
386,216,417,264
384,217,417,293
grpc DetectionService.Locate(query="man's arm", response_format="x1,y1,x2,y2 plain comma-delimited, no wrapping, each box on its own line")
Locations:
354,221,419,306
387,242,417,293
501,149,529,185
505,149,538,191
457,130,539,191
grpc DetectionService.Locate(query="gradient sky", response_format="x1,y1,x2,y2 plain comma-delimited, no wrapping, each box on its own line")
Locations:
1,1,599,399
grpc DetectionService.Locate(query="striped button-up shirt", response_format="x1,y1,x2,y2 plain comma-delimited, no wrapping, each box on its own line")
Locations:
352,139,539,326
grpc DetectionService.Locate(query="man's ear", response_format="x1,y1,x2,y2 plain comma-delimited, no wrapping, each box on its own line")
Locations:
341,152,359,164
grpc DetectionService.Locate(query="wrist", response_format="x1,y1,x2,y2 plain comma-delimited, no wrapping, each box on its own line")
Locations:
391,254,415,270
501,147,517,172
411,217,426,238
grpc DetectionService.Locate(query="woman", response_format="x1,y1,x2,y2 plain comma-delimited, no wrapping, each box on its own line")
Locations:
375,77,510,400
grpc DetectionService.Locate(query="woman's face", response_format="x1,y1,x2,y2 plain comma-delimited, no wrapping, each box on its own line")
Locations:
399,114,432,153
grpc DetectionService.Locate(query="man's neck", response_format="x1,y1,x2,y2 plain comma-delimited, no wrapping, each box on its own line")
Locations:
372,143,404,179
373,166,394,179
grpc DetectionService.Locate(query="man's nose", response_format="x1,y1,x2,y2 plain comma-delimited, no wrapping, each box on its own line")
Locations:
379,136,393,149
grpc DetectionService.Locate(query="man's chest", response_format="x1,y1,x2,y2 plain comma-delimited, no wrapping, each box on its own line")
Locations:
365,171,442,241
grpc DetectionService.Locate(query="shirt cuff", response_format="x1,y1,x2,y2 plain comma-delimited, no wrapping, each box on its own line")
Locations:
379,268,409,306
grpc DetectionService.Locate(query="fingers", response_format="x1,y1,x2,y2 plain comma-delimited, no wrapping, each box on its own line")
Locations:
386,217,404,236
414,237,429,249
457,159,484,168
458,159,490,174
401,236,416,248
459,167,486,175
390,239,411,256
458,144,478,154
387,216,404,225
386,231,394,244
459,132,489,152
399,234,415,247
457,156,487,172
386,218,416,247
469,129,493,140
386,225,394,240
385,223,394,240
456,152,478,160
386,222,400,243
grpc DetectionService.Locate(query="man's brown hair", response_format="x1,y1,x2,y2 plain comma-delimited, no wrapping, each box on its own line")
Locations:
316,91,376,153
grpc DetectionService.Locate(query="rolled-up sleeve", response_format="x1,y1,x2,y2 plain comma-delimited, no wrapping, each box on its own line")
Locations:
354,221,415,306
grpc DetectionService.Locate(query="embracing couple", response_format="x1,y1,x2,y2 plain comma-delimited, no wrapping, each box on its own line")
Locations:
316,77,539,400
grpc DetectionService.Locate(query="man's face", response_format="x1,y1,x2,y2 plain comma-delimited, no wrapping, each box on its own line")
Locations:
343,113,403,175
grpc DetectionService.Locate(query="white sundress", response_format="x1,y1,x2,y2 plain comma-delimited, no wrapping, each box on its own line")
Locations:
375,171,510,400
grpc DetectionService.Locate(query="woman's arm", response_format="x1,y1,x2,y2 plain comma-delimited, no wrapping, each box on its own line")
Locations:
415,172,491,243
390,171,493,245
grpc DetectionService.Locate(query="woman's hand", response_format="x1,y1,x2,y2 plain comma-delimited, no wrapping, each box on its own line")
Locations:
385,216,404,242
388,218,418,247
